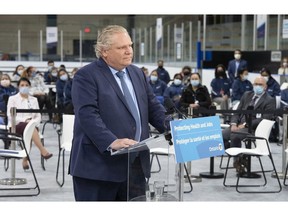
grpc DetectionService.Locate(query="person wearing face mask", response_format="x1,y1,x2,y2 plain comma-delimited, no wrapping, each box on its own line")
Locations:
6,77,53,170
210,64,231,111
25,66,53,121
55,68,70,122
179,72,212,117
63,68,79,114
180,65,192,87
260,68,280,98
231,68,253,106
222,76,275,149
12,64,25,83
44,60,55,84
227,49,248,83
278,57,288,85
163,73,184,109
0,74,18,125
148,70,167,104
154,60,171,84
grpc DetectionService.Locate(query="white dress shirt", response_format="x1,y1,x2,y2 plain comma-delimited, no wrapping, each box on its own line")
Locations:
6,92,41,127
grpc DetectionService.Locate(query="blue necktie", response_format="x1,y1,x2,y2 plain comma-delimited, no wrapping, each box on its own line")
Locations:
116,71,141,141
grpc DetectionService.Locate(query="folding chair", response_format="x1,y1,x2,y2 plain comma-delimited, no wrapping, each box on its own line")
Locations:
56,114,74,187
0,119,40,197
223,119,282,193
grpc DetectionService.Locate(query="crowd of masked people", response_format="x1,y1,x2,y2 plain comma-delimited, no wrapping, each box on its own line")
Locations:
144,52,288,144
0,60,78,126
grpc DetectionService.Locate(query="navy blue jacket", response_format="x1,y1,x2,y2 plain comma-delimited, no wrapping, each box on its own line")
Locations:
0,85,18,112
64,79,72,106
163,83,184,108
227,59,248,83
266,77,281,97
69,58,166,182
155,67,171,84
56,79,67,108
149,79,167,96
231,78,253,102
210,78,231,98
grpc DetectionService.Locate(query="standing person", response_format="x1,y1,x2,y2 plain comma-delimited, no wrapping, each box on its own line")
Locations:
155,59,171,84
69,25,167,201
227,49,248,83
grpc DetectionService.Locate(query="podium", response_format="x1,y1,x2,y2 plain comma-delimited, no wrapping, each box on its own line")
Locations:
111,133,181,201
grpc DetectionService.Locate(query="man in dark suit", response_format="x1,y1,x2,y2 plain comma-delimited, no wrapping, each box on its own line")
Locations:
222,76,275,150
69,25,167,201
227,49,248,83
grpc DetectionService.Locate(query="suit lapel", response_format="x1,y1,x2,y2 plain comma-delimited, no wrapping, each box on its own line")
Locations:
254,93,266,110
97,59,131,111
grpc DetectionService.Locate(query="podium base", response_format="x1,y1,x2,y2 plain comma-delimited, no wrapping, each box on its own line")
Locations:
199,172,224,179
0,178,27,185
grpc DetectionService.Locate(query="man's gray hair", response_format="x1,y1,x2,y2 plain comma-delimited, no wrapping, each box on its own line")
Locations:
95,25,128,58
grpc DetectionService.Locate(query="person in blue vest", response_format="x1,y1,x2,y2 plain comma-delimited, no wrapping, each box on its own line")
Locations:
231,68,253,106
260,68,280,98
163,73,184,109
210,64,231,110
227,49,248,83
149,70,167,104
154,60,171,84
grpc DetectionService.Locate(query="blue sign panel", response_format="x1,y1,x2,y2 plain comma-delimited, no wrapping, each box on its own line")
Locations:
170,116,225,163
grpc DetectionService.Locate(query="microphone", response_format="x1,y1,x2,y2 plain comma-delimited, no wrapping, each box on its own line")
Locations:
164,97,187,119
164,97,176,115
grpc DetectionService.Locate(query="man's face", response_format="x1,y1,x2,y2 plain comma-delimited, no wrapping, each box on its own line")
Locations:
254,77,267,90
102,32,133,71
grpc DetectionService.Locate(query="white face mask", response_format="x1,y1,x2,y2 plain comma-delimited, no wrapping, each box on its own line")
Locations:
18,69,24,75
283,62,288,67
173,79,182,86
1,80,10,87
234,54,241,60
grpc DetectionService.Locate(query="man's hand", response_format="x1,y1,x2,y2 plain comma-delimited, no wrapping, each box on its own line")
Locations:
110,138,137,151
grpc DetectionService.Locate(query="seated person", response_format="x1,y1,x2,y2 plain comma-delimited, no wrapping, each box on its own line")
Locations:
260,68,280,98
0,74,18,125
7,77,53,170
63,68,78,114
148,70,167,104
210,64,231,110
222,76,275,151
179,72,212,117
163,73,184,109
56,68,70,117
231,68,253,106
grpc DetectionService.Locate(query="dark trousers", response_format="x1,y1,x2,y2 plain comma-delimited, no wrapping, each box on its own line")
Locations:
72,157,146,201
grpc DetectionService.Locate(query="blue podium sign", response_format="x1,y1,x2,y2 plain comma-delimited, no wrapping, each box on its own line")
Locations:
170,116,225,163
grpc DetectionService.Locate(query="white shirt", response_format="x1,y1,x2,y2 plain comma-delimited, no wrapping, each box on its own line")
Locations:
6,92,41,127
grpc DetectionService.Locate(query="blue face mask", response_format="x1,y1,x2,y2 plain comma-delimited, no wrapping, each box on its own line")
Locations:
190,80,200,87
19,86,30,95
173,79,182,86
253,85,264,95
60,74,68,81
150,75,158,82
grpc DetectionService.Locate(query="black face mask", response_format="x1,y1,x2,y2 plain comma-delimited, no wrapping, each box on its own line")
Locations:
217,71,226,77
183,71,190,76
158,65,163,69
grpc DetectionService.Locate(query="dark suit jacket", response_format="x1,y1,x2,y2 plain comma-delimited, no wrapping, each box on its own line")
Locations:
69,58,167,182
227,59,248,82
231,91,275,130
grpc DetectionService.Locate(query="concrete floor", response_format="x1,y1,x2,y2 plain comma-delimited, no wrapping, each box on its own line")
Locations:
0,116,287,214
